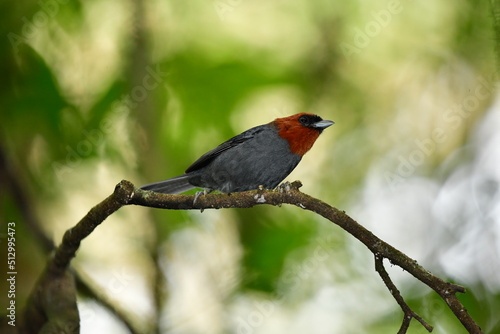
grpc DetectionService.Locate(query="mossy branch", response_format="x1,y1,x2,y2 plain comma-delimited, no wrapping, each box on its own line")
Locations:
21,180,483,334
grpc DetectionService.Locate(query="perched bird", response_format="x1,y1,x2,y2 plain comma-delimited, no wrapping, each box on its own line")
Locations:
140,113,334,194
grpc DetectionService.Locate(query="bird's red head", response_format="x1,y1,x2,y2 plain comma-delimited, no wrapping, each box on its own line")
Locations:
272,113,334,156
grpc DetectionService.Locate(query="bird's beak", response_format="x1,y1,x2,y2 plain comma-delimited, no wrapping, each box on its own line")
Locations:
312,119,335,129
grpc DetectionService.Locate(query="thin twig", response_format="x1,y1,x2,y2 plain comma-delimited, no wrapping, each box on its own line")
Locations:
374,254,433,333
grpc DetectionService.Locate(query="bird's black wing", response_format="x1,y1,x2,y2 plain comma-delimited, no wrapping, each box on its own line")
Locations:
185,125,265,173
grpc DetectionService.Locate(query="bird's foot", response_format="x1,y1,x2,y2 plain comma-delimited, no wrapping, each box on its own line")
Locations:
276,181,302,193
276,181,292,193
193,189,213,206
193,190,205,205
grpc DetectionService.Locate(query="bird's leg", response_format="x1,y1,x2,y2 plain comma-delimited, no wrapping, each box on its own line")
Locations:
193,188,213,205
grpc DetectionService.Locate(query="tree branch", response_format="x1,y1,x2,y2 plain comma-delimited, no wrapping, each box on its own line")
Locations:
374,255,433,333
22,180,483,334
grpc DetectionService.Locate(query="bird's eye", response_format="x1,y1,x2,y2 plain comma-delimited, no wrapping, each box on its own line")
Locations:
299,115,310,126
299,114,323,127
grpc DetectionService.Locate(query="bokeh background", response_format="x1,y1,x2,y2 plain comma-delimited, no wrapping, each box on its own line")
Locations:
1,0,500,333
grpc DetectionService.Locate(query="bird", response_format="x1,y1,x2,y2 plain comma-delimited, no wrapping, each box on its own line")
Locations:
140,113,334,194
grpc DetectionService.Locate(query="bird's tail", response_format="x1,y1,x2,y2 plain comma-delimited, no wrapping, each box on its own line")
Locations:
140,175,196,194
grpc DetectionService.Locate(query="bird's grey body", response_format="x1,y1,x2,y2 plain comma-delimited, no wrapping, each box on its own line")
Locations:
140,124,301,194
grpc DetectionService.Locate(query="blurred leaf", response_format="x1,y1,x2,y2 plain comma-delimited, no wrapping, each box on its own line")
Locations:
237,207,315,292
3,44,72,149
166,54,277,130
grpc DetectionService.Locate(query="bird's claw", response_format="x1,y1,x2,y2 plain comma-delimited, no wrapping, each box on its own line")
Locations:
276,181,292,193
276,181,302,193
193,190,205,205
193,189,213,208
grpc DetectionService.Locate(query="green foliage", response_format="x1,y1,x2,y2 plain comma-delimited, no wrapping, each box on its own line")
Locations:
237,207,315,292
